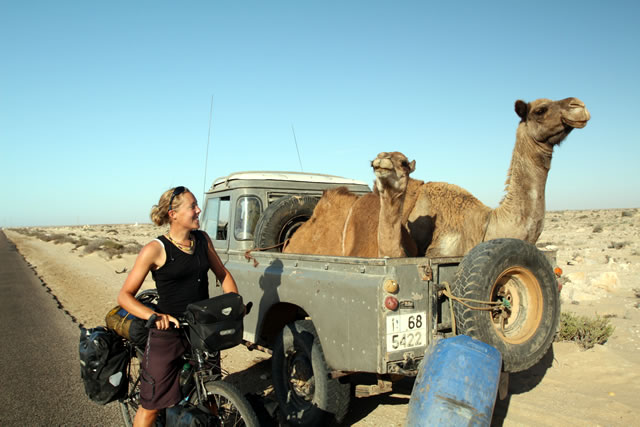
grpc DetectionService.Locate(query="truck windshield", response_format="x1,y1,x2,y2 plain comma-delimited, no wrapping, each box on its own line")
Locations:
234,196,262,241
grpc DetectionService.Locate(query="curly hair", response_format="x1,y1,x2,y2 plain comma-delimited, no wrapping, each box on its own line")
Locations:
150,186,192,226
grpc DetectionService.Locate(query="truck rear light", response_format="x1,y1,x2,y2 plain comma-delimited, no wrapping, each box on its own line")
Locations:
385,296,399,311
383,279,399,294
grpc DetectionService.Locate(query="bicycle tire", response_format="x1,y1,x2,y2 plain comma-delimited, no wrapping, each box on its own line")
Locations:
118,349,142,427
195,381,260,427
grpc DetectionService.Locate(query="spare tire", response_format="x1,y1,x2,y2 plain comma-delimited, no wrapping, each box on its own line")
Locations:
253,195,318,251
450,238,560,373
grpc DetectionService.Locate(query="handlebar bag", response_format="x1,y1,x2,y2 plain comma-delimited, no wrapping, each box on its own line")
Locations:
185,293,244,352
78,326,129,405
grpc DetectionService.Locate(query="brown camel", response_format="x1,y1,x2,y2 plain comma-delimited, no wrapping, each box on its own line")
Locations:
407,97,591,257
284,152,419,257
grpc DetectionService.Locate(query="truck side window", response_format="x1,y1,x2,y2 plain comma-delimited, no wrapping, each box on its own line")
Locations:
234,196,262,241
203,196,230,241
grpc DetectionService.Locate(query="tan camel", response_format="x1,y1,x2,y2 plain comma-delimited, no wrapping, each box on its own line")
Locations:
284,152,419,257
407,97,591,257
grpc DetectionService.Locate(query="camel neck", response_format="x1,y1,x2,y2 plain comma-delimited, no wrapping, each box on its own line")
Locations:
377,189,405,258
489,126,552,242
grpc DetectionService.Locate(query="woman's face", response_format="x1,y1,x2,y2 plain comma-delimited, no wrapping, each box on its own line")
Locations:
171,191,201,230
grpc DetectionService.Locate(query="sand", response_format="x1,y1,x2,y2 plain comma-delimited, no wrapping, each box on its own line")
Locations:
4,208,640,426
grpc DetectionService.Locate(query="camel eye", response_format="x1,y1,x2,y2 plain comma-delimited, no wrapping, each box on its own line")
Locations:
534,107,547,116
401,161,409,167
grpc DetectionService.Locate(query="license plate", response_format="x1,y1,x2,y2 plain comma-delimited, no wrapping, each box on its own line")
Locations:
386,312,427,352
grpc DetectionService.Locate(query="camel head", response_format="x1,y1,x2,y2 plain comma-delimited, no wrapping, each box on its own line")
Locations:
515,97,590,147
371,151,416,194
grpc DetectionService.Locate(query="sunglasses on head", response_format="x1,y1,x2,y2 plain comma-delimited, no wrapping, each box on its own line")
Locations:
169,186,186,211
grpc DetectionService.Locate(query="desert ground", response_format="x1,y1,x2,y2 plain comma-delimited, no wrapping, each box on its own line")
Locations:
4,207,640,426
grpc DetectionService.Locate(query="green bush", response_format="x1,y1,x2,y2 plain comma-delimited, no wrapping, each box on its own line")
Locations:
555,312,615,350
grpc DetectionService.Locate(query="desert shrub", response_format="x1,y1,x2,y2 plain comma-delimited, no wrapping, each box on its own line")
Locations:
83,238,142,259
74,238,90,249
49,233,77,245
608,241,628,250
555,312,615,350
123,242,143,255
83,238,121,254
621,210,634,217
592,225,603,233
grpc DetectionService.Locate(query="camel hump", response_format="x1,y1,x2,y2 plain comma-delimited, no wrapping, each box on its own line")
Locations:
343,193,380,257
423,182,483,206
282,188,360,255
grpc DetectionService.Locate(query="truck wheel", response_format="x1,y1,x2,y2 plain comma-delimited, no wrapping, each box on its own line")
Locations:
272,320,350,426
451,238,560,373
253,195,318,251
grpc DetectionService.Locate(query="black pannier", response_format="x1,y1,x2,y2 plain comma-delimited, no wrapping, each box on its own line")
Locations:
185,293,244,352
79,326,129,405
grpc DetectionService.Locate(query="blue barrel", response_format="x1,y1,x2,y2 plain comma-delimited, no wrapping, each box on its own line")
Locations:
405,335,502,426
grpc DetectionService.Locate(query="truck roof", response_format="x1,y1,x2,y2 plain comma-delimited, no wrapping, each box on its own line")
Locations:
209,171,369,190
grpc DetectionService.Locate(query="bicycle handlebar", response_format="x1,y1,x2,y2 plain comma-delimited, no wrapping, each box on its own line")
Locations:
145,301,252,329
145,313,158,328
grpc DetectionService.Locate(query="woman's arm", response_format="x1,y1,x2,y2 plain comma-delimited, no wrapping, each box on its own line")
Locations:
202,231,239,294
117,241,179,330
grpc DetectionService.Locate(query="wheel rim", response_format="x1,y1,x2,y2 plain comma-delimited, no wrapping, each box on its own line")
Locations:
279,216,310,245
286,349,315,407
205,393,245,426
490,266,543,344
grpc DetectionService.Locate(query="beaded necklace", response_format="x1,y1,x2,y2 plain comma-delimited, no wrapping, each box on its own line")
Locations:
166,233,195,254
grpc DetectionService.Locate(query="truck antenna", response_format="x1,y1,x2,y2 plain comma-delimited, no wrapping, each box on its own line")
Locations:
291,124,304,172
203,95,214,198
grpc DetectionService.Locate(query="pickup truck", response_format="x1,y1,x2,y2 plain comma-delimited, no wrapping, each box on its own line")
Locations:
201,171,560,426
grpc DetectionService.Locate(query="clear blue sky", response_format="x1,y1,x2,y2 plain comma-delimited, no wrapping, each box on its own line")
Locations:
2,1,638,227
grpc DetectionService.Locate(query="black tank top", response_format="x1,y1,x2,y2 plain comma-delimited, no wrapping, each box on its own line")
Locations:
152,230,210,317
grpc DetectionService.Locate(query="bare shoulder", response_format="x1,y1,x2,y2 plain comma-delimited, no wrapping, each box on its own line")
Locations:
137,239,165,266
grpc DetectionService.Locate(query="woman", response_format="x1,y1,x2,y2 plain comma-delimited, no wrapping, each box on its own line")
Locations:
118,186,239,427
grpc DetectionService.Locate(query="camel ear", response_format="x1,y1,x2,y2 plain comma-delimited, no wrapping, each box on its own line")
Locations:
408,160,416,173
515,100,529,121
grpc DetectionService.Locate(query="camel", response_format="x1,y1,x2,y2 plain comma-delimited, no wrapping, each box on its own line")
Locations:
407,97,591,257
284,152,419,257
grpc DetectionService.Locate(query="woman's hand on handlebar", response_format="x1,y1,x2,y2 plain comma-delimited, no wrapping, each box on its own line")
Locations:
147,313,180,330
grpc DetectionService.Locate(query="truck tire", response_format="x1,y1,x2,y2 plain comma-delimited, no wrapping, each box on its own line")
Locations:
450,238,560,373
272,320,350,426
253,195,318,251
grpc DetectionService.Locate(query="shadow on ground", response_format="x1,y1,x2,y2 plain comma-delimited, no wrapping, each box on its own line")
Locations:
492,344,555,426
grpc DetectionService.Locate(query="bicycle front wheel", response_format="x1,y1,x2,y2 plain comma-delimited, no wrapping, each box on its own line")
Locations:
197,381,259,427
118,351,141,427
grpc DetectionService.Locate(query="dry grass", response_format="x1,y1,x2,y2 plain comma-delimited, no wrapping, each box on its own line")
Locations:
11,228,142,259
555,312,615,350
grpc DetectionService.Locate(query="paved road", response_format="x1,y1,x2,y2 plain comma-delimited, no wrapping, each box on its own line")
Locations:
0,231,122,426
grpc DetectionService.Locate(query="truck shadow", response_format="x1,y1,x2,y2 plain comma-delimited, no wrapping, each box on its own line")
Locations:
223,343,555,426
335,377,414,426
491,344,555,426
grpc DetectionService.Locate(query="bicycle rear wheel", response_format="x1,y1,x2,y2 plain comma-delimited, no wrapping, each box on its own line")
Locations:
196,381,260,427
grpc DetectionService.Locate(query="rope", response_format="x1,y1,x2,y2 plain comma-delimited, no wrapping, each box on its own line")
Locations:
243,239,289,267
441,281,511,336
